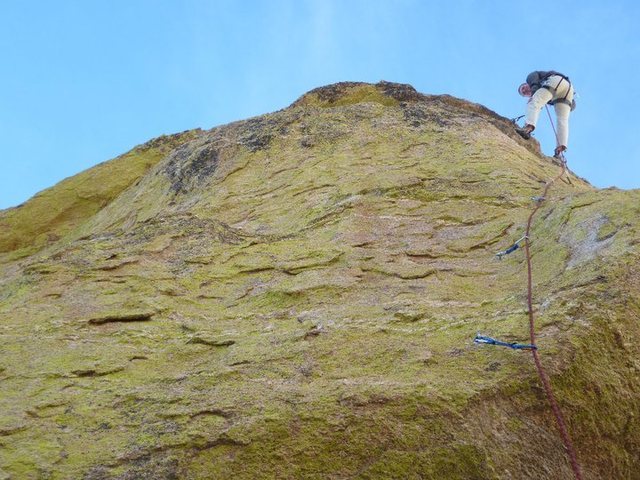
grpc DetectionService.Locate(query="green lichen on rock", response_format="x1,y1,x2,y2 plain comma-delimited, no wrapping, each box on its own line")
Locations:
0,129,204,258
294,82,401,108
0,82,638,479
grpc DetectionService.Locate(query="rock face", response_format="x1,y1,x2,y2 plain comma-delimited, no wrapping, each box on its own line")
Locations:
0,81,639,479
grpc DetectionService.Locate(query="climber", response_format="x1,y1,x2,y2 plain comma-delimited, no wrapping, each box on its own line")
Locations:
515,70,575,158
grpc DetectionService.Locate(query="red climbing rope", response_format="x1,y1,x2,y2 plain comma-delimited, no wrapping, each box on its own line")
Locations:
523,106,583,479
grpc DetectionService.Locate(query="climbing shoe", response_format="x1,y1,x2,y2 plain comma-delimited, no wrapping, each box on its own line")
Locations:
554,145,567,159
516,125,534,140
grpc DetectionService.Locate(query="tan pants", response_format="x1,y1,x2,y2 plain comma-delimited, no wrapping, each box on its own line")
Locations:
525,75,574,147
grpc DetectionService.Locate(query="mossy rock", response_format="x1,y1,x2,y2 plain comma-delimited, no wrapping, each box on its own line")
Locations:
0,82,638,479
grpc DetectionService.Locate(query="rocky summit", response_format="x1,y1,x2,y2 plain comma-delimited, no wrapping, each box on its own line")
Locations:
0,81,639,479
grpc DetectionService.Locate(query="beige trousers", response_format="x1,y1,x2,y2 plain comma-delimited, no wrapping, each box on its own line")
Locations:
525,75,574,147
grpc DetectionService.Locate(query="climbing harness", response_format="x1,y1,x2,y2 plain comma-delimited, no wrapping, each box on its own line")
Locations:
484,104,584,479
495,235,528,259
543,76,575,110
474,334,537,350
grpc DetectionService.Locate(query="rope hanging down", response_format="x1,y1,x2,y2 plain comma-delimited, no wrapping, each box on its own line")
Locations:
484,105,584,479
521,105,583,480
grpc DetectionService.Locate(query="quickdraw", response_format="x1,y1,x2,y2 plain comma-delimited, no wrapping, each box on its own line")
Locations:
495,235,528,260
474,334,537,351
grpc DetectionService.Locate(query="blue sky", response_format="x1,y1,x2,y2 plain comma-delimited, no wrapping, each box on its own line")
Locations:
1,0,639,209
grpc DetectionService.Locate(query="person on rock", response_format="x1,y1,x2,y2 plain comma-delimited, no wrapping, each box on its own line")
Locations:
515,70,575,159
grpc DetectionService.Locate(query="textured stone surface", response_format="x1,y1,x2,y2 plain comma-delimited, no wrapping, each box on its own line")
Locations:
0,81,639,479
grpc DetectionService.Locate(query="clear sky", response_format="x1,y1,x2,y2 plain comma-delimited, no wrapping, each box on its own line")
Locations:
1,0,639,209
